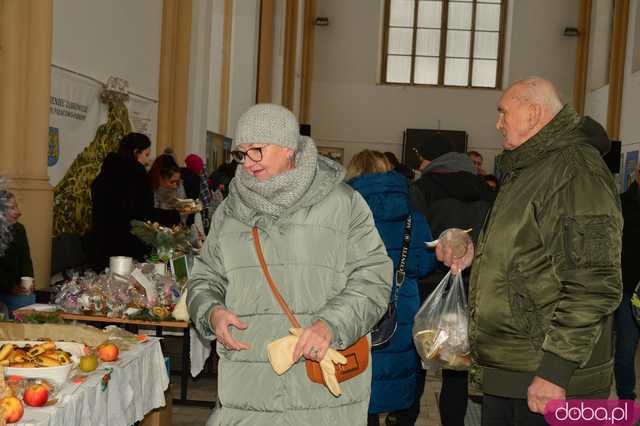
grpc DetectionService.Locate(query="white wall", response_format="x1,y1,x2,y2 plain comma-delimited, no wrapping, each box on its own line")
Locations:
205,0,306,136
271,0,287,105
291,1,306,117
584,0,640,191
52,0,163,100
585,0,640,151
186,0,214,158
206,0,261,137
620,0,640,152
508,0,580,102
227,0,261,138
309,0,580,172
49,0,162,183
207,0,226,134
587,0,613,91
584,84,610,127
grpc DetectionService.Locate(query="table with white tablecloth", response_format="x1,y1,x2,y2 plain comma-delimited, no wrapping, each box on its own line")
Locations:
14,337,169,426
15,305,214,407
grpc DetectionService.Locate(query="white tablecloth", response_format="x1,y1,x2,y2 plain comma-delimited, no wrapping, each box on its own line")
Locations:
15,338,169,426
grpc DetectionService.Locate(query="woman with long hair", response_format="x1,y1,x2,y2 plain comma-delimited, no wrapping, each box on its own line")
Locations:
347,150,436,426
90,132,153,271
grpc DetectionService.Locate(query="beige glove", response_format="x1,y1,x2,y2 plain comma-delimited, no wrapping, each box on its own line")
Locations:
266,328,348,397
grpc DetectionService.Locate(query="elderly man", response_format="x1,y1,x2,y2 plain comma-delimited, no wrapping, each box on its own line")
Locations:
439,77,622,425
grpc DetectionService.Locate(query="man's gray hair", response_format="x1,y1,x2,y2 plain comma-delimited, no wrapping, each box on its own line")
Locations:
512,76,563,115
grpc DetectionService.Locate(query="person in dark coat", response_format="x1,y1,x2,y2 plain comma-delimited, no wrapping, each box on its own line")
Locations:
405,148,495,426
614,164,640,400
181,162,201,201
0,191,35,315
346,150,436,426
181,154,212,233
90,133,153,271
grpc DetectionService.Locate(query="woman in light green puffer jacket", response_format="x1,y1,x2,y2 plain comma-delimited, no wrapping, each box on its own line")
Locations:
187,104,393,426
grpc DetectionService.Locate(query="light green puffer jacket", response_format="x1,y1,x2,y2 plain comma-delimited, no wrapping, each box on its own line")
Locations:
187,156,393,426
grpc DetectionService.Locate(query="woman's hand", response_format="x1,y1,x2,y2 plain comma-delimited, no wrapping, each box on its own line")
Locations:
293,320,332,362
210,306,250,351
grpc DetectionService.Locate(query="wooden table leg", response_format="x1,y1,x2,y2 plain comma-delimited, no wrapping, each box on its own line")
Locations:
180,326,189,401
140,389,173,426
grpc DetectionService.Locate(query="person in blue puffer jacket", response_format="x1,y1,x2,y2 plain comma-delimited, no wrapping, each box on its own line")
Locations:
346,150,437,426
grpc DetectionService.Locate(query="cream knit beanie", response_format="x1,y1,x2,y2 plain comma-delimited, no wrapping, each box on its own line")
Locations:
232,104,299,151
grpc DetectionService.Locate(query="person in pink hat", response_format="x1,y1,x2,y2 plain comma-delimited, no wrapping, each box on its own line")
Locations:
182,154,212,234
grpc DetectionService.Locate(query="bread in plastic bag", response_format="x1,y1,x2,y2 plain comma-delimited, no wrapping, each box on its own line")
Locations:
412,271,470,371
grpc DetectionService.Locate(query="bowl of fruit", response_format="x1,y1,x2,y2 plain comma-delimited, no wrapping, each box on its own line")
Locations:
0,341,84,385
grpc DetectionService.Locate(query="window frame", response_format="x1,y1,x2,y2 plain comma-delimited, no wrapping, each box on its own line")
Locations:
381,0,508,89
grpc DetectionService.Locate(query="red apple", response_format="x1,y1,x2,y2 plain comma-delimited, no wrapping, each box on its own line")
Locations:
0,396,24,423
97,343,119,362
23,384,49,407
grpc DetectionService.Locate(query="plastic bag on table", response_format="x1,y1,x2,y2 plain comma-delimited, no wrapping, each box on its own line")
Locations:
4,376,60,402
412,271,470,371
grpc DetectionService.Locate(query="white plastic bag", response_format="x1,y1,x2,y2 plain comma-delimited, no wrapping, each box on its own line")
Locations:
412,271,470,371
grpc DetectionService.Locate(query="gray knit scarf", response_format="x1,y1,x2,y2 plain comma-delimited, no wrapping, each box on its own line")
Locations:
232,136,318,218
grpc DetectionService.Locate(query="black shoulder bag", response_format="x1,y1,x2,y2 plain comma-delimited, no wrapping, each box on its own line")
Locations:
371,214,412,348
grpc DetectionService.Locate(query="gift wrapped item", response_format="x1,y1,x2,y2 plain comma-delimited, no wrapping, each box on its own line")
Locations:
413,271,470,371
54,279,83,313
53,266,182,319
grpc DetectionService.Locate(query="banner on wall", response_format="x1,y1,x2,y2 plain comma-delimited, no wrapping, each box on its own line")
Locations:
48,67,159,186
128,96,157,149
48,67,103,186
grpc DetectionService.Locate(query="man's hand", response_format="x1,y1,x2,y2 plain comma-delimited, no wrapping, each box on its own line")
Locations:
527,376,566,414
210,306,250,351
292,320,333,362
435,238,475,274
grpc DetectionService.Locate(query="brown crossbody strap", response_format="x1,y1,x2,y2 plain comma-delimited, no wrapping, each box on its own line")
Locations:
251,227,302,329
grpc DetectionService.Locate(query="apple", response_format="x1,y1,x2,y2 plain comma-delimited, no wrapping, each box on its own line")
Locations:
23,384,49,407
0,396,24,423
97,343,119,362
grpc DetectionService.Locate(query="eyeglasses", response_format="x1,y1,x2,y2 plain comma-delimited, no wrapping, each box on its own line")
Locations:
231,147,263,163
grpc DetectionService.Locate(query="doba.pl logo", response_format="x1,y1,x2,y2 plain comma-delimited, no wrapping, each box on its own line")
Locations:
544,400,640,425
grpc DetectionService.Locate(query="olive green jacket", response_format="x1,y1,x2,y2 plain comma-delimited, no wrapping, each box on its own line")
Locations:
468,105,623,398
187,156,393,425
